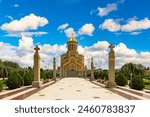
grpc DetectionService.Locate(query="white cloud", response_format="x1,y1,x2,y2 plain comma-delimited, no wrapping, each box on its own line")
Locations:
0,36,66,67
0,39,33,67
1,39,150,69
78,23,95,36
18,36,33,51
14,4,19,7
115,43,137,57
58,23,95,37
97,3,117,17
0,42,16,57
5,15,13,20
130,32,141,35
21,32,48,37
100,18,150,34
93,41,110,50
78,41,110,67
57,23,69,30
1,13,48,32
140,52,150,59
5,32,48,37
100,19,121,32
64,28,77,37
121,18,150,32
41,44,67,54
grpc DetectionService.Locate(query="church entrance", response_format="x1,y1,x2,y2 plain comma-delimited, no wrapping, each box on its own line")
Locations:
67,70,78,77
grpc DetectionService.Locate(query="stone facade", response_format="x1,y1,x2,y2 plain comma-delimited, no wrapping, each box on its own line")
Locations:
60,35,85,77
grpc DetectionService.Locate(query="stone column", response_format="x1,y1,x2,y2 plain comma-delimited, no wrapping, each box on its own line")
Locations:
32,46,42,88
53,57,57,81
81,69,84,78
85,66,87,78
106,44,117,88
90,58,94,81
62,69,64,78
60,67,62,78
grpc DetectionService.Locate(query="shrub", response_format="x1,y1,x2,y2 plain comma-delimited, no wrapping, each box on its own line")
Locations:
94,72,100,79
100,70,108,80
129,75,145,90
6,71,24,89
23,72,33,86
115,73,128,86
0,81,3,92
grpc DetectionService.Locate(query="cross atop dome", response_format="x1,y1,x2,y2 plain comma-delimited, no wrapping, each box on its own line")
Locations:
68,34,78,43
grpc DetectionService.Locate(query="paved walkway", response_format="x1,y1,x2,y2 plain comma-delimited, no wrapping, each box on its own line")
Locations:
26,78,127,100
1,78,150,100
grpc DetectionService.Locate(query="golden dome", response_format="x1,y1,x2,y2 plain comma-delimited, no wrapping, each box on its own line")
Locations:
68,34,77,43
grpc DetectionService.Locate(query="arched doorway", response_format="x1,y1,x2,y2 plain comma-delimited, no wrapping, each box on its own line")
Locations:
67,69,78,77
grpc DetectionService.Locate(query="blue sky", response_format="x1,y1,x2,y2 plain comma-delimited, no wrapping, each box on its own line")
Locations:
0,0,150,68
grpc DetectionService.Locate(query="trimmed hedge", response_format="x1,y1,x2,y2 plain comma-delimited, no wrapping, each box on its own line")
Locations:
129,75,145,90
23,72,33,86
0,81,3,92
6,71,24,89
115,73,128,86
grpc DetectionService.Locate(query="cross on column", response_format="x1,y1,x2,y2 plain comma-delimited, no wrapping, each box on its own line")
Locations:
34,45,40,52
109,44,115,50
32,45,42,88
106,44,117,88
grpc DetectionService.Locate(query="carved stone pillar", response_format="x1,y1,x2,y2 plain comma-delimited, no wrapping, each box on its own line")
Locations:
85,66,87,78
53,57,57,81
90,58,94,81
106,44,117,88
32,46,42,88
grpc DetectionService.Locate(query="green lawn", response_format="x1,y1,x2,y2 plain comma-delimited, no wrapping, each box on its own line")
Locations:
144,79,150,89
0,80,7,89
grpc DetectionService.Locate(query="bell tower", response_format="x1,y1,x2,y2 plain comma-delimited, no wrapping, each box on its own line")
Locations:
67,34,78,52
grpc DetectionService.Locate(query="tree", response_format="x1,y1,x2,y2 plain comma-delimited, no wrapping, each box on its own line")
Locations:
0,81,3,92
40,68,45,79
6,71,24,89
23,72,33,86
0,66,8,80
115,73,128,86
45,70,53,79
3,61,20,69
94,72,100,79
100,70,108,80
121,63,145,79
129,75,145,90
